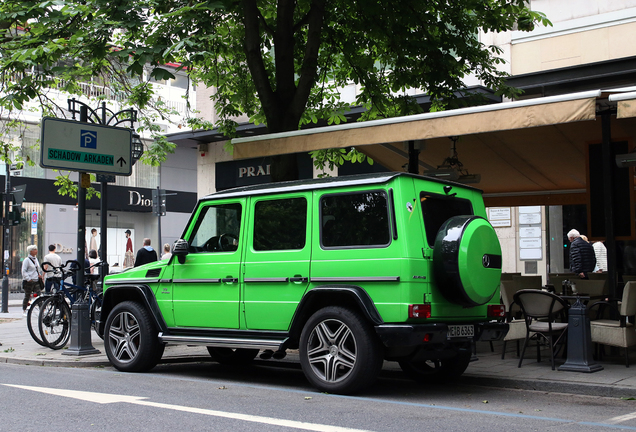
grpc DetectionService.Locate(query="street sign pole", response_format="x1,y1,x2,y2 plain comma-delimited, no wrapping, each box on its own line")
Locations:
1,163,10,313
157,186,162,250
99,103,109,278
76,106,88,290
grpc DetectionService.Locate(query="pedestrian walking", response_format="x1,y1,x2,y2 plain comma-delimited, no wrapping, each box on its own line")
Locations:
161,243,172,260
567,229,596,279
593,241,608,272
134,238,158,267
21,245,42,316
42,244,62,294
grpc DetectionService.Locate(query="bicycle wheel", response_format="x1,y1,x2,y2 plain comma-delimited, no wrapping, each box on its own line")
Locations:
26,295,49,347
91,292,104,340
39,295,71,350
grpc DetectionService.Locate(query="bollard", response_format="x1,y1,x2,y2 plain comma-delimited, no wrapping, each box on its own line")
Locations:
558,297,603,373
62,301,100,356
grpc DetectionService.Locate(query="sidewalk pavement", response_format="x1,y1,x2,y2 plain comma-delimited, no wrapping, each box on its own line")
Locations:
2,299,636,397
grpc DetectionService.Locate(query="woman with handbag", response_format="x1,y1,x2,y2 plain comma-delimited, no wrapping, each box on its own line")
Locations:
21,245,42,316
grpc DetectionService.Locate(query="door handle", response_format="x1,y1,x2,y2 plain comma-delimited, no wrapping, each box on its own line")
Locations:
221,277,238,283
289,277,308,283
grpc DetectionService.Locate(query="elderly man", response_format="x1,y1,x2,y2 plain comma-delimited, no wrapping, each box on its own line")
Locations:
21,245,42,315
567,229,596,279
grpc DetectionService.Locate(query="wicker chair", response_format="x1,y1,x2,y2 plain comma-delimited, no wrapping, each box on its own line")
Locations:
589,282,636,367
513,289,569,370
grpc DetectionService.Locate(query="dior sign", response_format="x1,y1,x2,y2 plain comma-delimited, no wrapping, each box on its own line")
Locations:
129,190,153,208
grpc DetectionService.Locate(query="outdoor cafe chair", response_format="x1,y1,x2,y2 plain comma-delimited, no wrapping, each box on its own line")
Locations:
500,280,521,319
512,275,543,290
589,281,636,367
501,301,531,359
571,279,606,309
513,289,569,370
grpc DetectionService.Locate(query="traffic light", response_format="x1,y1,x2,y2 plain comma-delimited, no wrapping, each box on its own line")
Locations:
152,188,166,216
8,204,25,225
4,185,26,225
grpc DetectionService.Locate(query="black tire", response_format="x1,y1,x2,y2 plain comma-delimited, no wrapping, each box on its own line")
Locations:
398,350,472,384
38,295,71,350
206,347,259,365
90,292,104,340
26,295,49,347
104,301,164,372
299,306,383,395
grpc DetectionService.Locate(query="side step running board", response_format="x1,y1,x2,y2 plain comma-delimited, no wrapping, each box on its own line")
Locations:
159,333,287,351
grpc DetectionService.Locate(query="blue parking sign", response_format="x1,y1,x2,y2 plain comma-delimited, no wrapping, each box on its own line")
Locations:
80,130,97,149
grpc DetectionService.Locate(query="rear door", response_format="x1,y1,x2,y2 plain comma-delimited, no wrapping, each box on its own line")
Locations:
243,193,311,330
171,199,244,329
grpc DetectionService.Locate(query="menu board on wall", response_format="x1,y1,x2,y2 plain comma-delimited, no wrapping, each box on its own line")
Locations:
518,206,542,261
488,207,511,227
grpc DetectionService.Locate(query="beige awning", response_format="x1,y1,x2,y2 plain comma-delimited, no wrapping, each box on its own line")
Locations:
610,91,636,119
233,91,599,159
231,90,636,199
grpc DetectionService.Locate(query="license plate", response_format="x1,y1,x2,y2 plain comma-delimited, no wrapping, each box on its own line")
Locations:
447,325,474,338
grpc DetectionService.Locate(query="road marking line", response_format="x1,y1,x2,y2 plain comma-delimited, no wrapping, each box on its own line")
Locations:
607,412,636,424
2,384,373,432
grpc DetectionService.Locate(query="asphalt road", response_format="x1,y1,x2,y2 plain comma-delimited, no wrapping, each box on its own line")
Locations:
3,361,636,431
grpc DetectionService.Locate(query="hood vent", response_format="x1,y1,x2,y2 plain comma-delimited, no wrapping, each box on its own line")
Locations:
146,268,162,278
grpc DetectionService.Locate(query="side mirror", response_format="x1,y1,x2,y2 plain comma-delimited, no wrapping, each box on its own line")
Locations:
172,239,189,264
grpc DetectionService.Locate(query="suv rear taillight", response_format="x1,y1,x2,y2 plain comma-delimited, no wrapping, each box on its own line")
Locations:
487,304,505,318
409,304,431,319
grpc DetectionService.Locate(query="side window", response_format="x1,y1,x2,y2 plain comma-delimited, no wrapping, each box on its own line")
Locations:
253,197,307,251
188,203,242,253
420,192,473,247
321,191,390,248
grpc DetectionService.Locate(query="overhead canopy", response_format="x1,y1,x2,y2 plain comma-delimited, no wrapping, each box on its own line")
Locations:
232,90,636,204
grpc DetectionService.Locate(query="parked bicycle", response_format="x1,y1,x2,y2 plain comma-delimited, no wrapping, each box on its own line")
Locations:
30,260,104,349
26,294,51,347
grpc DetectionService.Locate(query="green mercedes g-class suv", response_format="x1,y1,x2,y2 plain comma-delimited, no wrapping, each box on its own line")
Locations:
99,172,507,394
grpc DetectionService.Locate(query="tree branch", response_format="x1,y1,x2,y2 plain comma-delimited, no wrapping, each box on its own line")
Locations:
291,0,326,119
241,0,276,123
274,0,297,110
256,7,273,37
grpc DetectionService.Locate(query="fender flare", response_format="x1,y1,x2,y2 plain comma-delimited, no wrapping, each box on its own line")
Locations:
99,284,167,336
288,285,384,343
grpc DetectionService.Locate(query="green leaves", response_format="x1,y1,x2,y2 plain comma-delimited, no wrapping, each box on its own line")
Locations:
1,0,549,182
310,147,374,178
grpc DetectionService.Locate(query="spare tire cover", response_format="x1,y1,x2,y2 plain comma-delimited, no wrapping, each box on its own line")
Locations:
433,216,502,307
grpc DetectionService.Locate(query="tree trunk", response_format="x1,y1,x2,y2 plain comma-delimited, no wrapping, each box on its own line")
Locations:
270,154,299,182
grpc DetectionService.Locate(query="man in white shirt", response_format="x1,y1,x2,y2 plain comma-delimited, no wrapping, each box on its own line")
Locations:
42,244,62,293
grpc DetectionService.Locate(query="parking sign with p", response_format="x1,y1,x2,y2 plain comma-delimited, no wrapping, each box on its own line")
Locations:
81,130,97,149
